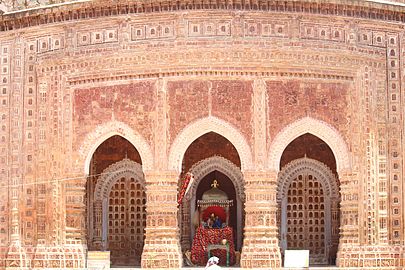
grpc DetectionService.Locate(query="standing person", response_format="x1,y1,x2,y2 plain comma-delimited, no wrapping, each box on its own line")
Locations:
205,256,221,269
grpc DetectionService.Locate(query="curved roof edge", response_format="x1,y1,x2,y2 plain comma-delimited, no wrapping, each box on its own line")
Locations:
1,0,405,31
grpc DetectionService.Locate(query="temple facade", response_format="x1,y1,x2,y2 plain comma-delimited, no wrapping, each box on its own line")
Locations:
0,0,405,268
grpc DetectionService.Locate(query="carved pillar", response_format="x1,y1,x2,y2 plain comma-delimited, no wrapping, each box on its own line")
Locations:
241,170,281,268
180,200,191,250
336,169,359,267
5,37,30,269
62,176,87,268
92,200,102,249
141,171,182,268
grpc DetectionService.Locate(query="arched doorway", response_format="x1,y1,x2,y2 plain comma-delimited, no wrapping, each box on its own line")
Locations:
187,156,245,250
277,134,340,266
178,132,244,263
85,135,146,267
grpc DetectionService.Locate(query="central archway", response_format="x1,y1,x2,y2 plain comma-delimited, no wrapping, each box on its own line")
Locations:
168,116,253,172
175,128,247,266
185,156,245,250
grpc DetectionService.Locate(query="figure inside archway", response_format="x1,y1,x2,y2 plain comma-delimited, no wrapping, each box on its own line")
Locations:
191,180,236,266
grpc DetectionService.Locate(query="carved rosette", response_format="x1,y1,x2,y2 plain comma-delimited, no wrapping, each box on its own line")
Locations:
240,170,281,268
141,171,182,268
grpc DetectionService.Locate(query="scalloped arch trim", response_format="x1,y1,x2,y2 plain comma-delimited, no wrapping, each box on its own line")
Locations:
168,116,253,172
94,158,144,201
78,121,154,174
277,157,339,201
268,117,351,172
186,156,245,201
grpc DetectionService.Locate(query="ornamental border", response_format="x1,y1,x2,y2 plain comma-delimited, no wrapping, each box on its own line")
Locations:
1,0,405,31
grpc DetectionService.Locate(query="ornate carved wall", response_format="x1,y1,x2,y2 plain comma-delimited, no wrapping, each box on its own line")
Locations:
0,0,404,268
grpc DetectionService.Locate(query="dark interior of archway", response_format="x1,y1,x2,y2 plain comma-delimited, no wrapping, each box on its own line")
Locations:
280,133,337,177
196,171,238,245
182,132,241,175
91,135,142,175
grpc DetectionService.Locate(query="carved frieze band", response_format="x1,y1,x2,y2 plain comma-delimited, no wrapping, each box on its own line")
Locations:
2,0,405,32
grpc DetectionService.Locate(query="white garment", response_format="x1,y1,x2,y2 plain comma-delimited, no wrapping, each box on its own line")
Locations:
206,264,222,269
205,256,221,269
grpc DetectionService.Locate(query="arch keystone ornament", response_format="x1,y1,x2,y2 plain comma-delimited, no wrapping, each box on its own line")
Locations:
268,117,351,172
78,120,154,175
168,116,253,172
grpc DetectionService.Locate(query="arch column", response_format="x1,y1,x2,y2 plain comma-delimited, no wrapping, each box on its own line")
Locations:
141,170,182,268
336,169,360,267
92,200,103,250
62,175,87,268
241,170,281,268
65,176,87,243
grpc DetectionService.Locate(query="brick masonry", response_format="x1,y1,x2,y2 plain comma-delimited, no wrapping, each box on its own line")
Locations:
0,0,404,268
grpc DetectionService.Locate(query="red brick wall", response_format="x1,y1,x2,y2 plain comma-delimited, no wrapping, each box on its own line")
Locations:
182,132,241,173
267,80,349,140
168,80,253,147
211,80,253,144
73,82,156,150
168,80,209,144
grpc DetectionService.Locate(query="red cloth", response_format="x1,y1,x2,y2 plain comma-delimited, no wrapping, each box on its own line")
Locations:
178,173,193,204
202,206,227,222
191,226,235,266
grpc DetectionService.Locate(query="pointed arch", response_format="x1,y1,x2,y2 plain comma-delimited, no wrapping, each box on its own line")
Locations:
168,116,253,172
78,121,154,174
185,156,245,250
268,117,351,172
277,157,340,263
187,156,245,202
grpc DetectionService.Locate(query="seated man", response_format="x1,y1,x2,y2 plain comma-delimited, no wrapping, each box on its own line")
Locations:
212,215,222,229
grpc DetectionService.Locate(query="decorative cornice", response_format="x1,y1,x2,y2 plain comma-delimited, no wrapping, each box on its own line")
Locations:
1,0,405,32
67,69,354,87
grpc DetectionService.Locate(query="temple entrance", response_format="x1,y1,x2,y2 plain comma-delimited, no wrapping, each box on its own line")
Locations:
277,134,340,266
85,135,146,267
178,132,244,266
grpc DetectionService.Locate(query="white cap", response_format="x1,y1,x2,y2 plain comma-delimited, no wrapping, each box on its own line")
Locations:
208,256,219,264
